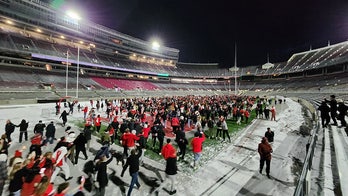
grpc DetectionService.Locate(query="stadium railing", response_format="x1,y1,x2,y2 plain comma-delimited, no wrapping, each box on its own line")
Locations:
293,121,319,196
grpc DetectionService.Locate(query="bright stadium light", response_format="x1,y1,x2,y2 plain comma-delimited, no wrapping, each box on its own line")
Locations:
6,20,13,25
66,10,81,20
152,41,160,51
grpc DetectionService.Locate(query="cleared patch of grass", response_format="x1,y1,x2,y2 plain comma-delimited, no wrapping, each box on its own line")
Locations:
74,112,257,162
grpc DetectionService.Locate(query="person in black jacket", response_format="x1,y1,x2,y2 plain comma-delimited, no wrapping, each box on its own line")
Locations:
327,95,338,126
154,150,178,195
83,124,92,151
73,132,88,165
318,101,331,128
60,110,69,127
337,100,348,127
121,148,142,196
95,155,113,196
17,119,29,143
45,121,56,144
157,124,165,155
33,120,46,135
5,119,16,143
264,127,274,143
175,129,188,161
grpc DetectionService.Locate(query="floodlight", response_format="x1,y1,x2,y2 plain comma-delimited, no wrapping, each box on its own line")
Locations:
66,10,81,20
152,41,160,50
79,41,84,44
60,35,65,39
36,28,42,33
6,20,13,25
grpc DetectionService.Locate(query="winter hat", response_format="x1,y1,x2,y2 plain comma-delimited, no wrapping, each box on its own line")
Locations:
0,154,7,162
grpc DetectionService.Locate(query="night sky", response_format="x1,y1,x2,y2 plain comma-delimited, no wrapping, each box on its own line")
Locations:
46,0,348,67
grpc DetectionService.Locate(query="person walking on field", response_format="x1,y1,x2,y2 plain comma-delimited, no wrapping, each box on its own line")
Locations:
73,132,88,165
221,116,231,142
191,131,205,170
270,106,276,121
121,148,142,196
154,150,178,195
59,110,69,127
34,120,46,135
95,154,113,196
45,121,56,145
258,137,273,178
17,119,29,143
5,119,16,143
264,127,274,143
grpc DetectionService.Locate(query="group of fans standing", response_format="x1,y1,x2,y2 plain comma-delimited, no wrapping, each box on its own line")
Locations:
318,95,348,130
0,94,286,196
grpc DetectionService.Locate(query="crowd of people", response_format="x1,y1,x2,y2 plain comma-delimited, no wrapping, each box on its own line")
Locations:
0,94,290,195
318,95,348,129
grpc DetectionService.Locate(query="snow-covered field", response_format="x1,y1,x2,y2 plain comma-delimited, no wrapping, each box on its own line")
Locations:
0,97,309,196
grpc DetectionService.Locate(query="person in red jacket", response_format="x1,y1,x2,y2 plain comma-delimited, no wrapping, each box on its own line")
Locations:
161,138,176,160
244,109,250,123
142,122,151,147
82,106,88,120
258,137,273,178
121,129,139,157
95,114,102,133
171,116,180,134
191,131,205,169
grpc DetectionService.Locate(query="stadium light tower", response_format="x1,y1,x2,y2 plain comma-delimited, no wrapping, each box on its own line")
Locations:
152,41,160,51
228,43,239,95
65,51,69,97
64,10,81,98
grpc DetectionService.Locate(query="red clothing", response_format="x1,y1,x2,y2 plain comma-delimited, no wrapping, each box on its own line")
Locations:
31,134,42,145
271,108,276,115
142,127,151,138
244,110,250,118
258,141,273,160
43,183,54,196
171,117,179,127
109,127,115,136
121,133,139,147
191,133,205,153
95,117,101,127
161,143,176,160
140,114,146,123
21,174,42,196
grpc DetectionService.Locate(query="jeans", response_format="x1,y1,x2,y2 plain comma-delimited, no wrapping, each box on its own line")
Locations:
127,172,140,196
47,137,54,144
